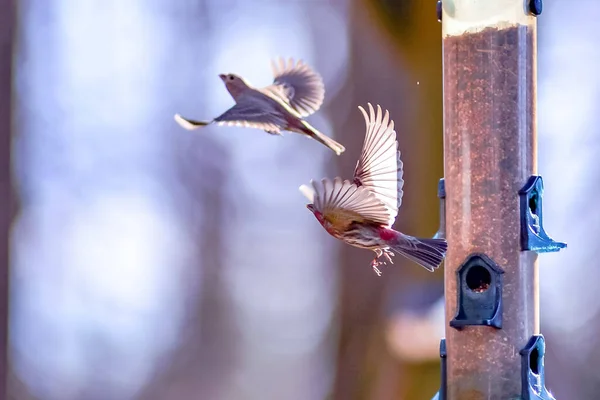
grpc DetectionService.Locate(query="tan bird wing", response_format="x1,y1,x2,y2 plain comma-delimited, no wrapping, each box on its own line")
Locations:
300,177,392,226
262,57,325,118
212,95,287,134
353,103,404,227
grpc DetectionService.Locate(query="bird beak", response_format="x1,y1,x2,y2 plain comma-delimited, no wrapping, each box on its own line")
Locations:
218,74,227,81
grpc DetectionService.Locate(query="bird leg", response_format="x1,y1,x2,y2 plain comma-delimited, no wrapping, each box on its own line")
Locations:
381,248,395,264
370,259,382,276
371,248,395,276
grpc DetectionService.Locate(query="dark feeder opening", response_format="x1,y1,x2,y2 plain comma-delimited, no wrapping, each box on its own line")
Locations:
528,191,540,233
529,348,540,375
466,264,491,293
519,335,553,399
528,193,538,215
450,254,504,329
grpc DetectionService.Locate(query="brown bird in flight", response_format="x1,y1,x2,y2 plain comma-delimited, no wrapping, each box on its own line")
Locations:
174,57,346,155
300,103,448,275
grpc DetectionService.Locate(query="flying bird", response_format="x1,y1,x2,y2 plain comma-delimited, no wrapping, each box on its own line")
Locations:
299,103,447,275
174,57,345,155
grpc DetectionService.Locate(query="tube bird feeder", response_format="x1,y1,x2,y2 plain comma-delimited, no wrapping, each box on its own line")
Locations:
432,0,566,398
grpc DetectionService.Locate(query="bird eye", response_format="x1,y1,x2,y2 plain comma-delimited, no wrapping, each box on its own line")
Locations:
229,75,234,80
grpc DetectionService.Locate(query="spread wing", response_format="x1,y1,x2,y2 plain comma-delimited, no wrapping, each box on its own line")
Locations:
262,57,325,118
300,177,393,226
212,95,287,134
353,103,404,227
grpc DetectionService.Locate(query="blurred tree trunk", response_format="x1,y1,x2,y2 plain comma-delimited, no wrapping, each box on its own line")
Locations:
327,0,443,399
0,0,14,398
135,136,234,400
134,3,236,398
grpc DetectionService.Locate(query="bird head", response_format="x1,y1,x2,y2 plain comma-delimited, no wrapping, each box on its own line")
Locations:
219,73,249,100
306,204,326,226
300,184,325,225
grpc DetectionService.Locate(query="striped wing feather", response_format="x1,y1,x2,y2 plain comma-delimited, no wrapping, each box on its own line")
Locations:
213,96,286,134
308,177,392,226
353,103,404,227
262,57,325,118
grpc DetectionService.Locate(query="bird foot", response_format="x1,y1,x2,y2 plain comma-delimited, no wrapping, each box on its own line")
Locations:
371,249,395,276
371,259,383,276
382,249,395,264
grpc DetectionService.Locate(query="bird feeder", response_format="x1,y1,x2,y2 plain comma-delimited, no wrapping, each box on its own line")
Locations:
432,0,565,398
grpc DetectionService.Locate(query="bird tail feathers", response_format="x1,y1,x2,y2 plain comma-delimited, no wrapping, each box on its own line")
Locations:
299,120,346,156
388,233,447,272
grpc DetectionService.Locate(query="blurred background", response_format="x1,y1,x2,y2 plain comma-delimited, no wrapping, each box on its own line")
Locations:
1,0,595,399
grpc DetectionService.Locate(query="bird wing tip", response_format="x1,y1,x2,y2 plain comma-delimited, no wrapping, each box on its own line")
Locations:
174,113,188,126
299,184,315,202
174,113,206,130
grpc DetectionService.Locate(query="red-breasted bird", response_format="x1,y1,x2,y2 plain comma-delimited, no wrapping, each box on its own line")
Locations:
174,57,345,155
299,103,447,275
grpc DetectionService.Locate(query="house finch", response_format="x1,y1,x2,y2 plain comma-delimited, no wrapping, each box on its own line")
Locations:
299,103,447,275
174,57,346,155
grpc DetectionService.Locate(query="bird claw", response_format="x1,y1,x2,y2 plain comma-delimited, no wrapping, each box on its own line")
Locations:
382,249,394,264
371,248,395,276
371,259,383,276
